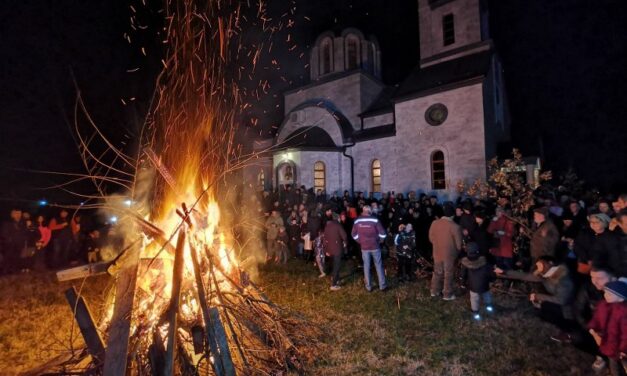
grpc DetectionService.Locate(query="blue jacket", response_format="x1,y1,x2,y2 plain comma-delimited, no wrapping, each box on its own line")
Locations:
351,215,386,251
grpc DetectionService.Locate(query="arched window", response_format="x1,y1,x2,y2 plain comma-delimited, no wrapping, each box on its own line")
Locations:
314,161,326,191
320,38,333,75
257,169,265,190
431,151,446,190
346,36,359,70
371,159,381,193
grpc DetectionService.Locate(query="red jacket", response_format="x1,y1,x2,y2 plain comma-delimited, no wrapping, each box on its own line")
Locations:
487,216,515,258
587,300,627,359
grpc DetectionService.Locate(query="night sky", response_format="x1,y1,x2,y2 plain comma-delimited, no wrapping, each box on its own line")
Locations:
1,0,626,213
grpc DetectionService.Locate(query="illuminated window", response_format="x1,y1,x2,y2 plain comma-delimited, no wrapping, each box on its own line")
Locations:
314,161,326,191
431,151,446,190
320,38,333,75
371,159,381,193
443,14,455,46
346,36,359,70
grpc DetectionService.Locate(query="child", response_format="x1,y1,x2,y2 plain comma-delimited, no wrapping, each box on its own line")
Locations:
394,224,416,283
461,242,495,320
314,229,326,278
588,279,627,376
276,226,289,264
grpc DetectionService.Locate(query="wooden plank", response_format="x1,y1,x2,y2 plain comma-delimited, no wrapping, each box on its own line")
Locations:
144,147,183,197
190,244,225,376
56,262,111,282
65,287,106,362
102,242,141,376
209,307,236,376
164,229,186,376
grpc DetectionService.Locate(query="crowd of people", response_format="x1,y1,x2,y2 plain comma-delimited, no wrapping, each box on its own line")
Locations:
250,185,627,375
1,184,626,374
0,208,116,274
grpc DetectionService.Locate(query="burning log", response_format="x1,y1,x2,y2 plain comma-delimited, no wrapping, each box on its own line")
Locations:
164,229,187,376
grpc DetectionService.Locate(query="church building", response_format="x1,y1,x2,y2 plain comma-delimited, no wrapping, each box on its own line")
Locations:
247,0,510,199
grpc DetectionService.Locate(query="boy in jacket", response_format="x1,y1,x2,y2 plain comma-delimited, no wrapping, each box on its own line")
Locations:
461,242,495,320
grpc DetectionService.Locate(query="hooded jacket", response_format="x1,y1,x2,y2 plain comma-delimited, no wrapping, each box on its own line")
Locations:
461,256,495,294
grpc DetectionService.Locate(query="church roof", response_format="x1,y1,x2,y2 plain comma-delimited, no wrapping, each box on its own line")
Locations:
353,124,396,142
393,50,492,101
279,126,338,149
359,86,396,117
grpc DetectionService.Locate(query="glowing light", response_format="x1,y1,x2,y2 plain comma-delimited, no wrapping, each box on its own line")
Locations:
486,306,494,313
124,199,133,207
38,200,48,206
110,216,118,223
473,313,481,320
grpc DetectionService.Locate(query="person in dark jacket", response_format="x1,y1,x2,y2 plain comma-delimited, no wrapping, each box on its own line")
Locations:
613,209,627,277
324,213,347,291
286,218,301,258
530,207,560,262
0,209,26,274
470,211,492,259
394,224,416,283
461,242,495,320
459,201,477,240
589,213,622,276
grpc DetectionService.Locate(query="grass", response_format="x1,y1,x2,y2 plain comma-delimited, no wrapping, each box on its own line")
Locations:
0,260,592,375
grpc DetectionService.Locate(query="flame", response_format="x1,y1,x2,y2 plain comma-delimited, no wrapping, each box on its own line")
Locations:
126,176,239,336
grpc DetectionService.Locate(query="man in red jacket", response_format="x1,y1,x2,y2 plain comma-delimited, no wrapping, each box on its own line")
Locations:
351,206,387,291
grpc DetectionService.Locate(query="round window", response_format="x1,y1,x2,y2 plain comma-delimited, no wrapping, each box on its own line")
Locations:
425,103,448,126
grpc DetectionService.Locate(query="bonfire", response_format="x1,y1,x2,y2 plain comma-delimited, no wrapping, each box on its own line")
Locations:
27,0,316,374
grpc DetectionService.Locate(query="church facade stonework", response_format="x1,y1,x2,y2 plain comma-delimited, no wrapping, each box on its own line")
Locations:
246,0,510,199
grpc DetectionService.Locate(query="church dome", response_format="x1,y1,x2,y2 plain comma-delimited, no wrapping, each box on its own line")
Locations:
309,28,381,81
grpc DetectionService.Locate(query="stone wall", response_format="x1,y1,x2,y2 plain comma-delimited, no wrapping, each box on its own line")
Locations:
393,82,487,199
418,0,482,61
284,72,383,130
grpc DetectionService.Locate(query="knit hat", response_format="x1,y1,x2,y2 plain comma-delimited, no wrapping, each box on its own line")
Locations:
533,206,549,218
466,242,480,260
604,279,627,300
590,213,611,227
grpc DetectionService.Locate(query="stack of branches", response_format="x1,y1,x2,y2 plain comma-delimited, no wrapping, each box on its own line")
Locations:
23,0,322,373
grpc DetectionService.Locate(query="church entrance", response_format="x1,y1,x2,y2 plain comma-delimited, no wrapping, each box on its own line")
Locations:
276,161,297,189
